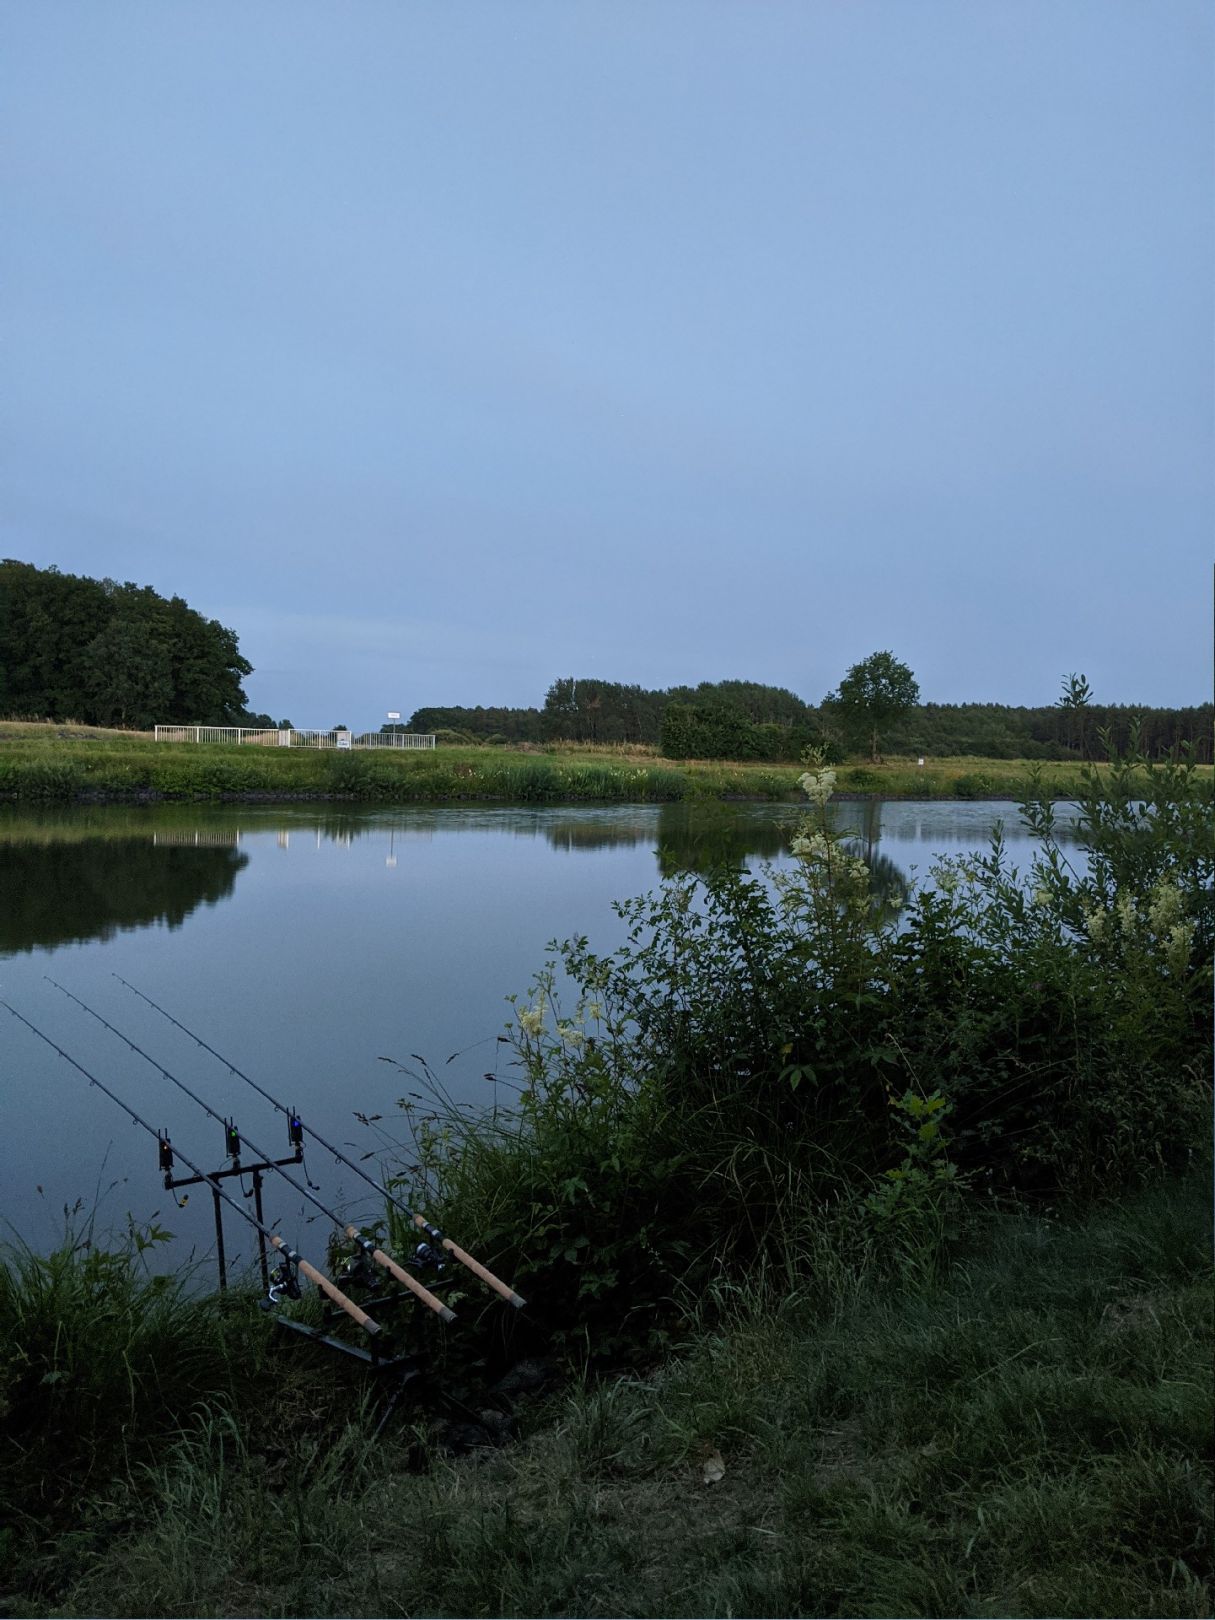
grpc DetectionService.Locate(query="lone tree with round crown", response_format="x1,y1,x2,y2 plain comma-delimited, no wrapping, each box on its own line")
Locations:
825,649,920,763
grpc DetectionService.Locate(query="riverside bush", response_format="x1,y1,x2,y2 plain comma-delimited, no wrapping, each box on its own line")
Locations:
406,739,1212,1353
951,769,995,797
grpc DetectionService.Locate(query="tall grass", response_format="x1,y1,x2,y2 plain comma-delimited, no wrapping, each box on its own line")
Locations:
0,740,725,804
0,1222,261,1519
36,1167,1214,1619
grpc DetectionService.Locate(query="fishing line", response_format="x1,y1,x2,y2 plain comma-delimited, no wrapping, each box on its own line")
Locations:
46,980,457,1324
112,974,526,1308
2,1001,382,1337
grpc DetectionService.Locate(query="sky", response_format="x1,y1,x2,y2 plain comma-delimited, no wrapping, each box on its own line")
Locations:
3,1,1211,730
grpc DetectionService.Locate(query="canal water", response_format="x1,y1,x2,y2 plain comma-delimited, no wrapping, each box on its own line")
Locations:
0,799,1078,1268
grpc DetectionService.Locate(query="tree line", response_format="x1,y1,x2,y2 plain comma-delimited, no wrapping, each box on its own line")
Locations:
877,700,1213,763
399,679,835,760
0,560,268,730
402,665,1211,763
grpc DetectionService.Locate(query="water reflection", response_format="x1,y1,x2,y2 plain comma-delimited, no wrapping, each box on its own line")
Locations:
0,838,248,955
0,796,1071,956
653,801,790,874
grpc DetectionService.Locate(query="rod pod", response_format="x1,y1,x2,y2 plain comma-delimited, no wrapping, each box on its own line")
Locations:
2,1002,380,1337
46,981,456,1325
113,973,527,1307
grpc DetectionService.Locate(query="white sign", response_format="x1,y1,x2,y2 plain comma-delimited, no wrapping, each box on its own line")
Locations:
387,711,401,721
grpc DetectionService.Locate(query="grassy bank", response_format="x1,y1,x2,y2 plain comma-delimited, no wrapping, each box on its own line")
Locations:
0,721,1184,804
2,1170,1210,1619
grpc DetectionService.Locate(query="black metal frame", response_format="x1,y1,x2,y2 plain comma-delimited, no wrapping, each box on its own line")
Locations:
269,1281,452,1439
168,1148,451,1434
164,1146,304,1293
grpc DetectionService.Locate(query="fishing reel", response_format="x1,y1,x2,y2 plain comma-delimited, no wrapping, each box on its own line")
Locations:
266,1258,302,1306
336,1245,383,1292
413,1240,446,1276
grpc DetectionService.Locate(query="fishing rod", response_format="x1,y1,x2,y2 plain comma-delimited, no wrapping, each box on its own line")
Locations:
112,973,526,1308
46,980,456,1326
2,1001,381,1338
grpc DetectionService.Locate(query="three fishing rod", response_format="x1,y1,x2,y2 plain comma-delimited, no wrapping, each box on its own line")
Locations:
111,972,526,1308
46,980,456,1325
1,1001,381,1338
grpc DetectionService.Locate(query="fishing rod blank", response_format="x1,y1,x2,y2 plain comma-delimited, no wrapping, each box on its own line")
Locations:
112,973,526,1308
46,981,456,1325
2,1002,380,1338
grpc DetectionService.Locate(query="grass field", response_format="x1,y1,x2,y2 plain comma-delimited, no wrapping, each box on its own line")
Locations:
0,720,1173,804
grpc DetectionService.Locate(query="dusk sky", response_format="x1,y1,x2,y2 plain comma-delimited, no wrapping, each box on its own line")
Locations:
4,2,1211,730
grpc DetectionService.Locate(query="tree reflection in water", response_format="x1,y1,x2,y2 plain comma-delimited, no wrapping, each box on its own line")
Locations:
0,838,248,955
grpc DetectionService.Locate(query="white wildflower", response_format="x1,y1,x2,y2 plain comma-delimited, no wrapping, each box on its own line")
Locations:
1147,882,1184,937
517,1004,544,1037
1164,921,1196,976
1116,892,1139,933
937,869,958,895
792,830,831,863
587,1000,604,1023
1082,906,1108,942
1032,888,1052,909
798,768,837,807
557,1022,586,1048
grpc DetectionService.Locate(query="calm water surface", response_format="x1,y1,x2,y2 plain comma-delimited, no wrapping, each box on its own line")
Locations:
0,799,1077,1264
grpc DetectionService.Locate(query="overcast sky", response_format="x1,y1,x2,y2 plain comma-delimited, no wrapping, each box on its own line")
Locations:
4,2,1211,729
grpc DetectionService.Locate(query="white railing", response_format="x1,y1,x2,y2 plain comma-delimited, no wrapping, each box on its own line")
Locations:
154,726,436,750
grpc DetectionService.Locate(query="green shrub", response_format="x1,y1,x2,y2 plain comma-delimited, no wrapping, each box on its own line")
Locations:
842,766,878,790
951,770,995,798
0,757,85,800
403,742,1211,1354
326,749,377,795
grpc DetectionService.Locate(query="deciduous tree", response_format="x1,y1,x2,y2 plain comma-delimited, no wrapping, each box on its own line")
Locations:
825,650,920,762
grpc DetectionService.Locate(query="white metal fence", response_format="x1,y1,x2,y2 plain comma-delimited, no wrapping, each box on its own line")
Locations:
154,725,435,750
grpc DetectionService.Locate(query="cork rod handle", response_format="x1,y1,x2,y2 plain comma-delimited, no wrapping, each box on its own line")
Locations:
413,1215,526,1308
269,1235,381,1335
342,1227,457,1323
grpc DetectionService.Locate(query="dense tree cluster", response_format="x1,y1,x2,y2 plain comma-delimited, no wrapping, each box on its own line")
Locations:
540,676,821,748
406,667,1210,765
660,701,838,763
0,560,256,729
400,679,826,756
876,702,1213,764
397,706,544,744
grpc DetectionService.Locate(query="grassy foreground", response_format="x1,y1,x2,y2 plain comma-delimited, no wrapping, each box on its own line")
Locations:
2,1169,1209,1619
0,721,1174,804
